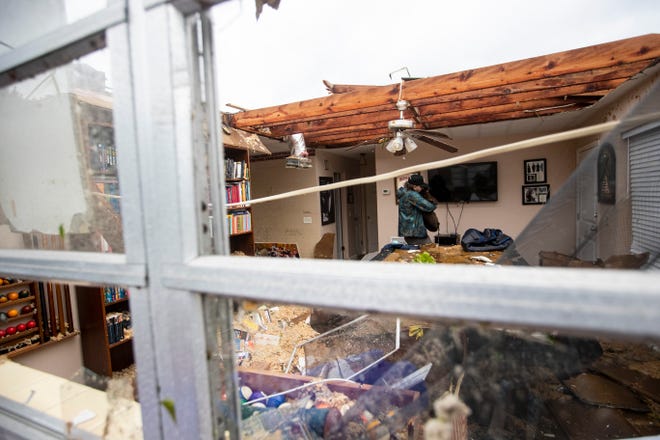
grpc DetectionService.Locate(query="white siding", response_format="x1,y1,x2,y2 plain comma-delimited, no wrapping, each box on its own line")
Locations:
629,124,660,268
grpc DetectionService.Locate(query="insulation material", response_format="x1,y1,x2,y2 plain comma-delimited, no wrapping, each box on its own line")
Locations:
285,133,312,169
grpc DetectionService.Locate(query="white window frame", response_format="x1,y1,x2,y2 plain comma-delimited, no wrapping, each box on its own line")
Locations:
1,1,659,439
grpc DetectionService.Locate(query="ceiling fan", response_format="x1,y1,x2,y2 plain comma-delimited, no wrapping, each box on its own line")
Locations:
384,98,458,156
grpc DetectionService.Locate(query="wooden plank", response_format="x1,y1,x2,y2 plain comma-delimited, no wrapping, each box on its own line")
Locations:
231,34,660,128
238,367,418,404
46,282,57,336
261,74,630,144
592,362,660,403
250,65,639,139
6,330,79,359
244,79,623,145
547,398,639,439
56,284,66,335
31,281,45,343
563,373,648,411
63,284,75,333
306,96,593,146
37,282,50,341
76,286,112,377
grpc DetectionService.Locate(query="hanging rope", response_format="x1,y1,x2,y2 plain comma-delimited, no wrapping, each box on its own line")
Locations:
227,112,660,208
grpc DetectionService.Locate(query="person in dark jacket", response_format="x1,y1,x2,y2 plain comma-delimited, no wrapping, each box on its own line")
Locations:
397,174,437,245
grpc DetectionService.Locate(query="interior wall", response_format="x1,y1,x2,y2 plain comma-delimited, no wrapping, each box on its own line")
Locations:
12,283,83,380
251,75,659,258
250,151,362,259
593,68,660,259
250,157,319,258
315,150,361,259
13,336,83,380
375,136,577,249
0,225,24,248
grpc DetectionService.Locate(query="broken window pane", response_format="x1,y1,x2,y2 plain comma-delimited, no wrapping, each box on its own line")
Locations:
0,281,140,438
0,0,109,57
206,301,660,439
0,48,124,253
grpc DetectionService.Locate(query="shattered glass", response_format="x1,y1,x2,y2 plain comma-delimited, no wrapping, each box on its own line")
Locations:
499,82,660,270
0,49,124,253
221,303,660,439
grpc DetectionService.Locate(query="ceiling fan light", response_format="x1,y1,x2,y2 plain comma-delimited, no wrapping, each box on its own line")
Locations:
403,136,418,153
385,133,404,153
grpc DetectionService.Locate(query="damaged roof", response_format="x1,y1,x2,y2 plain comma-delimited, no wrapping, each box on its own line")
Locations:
226,34,660,150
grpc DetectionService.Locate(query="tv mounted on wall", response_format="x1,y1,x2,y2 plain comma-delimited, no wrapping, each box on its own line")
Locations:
428,161,498,203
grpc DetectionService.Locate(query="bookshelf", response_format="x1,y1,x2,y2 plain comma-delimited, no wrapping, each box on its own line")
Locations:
76,286,133,377
0,280,43,355
225,145,255,255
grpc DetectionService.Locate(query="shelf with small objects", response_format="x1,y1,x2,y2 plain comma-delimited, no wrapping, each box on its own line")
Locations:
76,285,133,377
220,123,274,256
0,278,41,354
0,276,80,357
225,145,255,255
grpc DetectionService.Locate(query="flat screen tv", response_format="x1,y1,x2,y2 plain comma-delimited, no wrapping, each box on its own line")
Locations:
428,161,498,203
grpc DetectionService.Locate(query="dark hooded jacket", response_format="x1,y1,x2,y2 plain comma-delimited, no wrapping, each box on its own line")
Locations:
397,186,437,238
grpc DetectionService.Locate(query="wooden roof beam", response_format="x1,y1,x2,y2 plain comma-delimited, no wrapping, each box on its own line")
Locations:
259,77,626,139
229,34,660,128
235,64,641,138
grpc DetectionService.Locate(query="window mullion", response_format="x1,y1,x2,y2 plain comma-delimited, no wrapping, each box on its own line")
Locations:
164,257,660,340
0,3,126,87
131,3,214,439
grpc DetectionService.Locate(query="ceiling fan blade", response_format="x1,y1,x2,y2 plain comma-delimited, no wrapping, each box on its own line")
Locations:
412,134,458,153
344,138,380,151
406,129,452,140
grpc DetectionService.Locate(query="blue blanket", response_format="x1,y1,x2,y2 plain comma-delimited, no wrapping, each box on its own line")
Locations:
461,228,512,252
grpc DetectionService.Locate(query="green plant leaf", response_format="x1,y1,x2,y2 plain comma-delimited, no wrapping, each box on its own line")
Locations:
413,251,436,264
160,399,176,423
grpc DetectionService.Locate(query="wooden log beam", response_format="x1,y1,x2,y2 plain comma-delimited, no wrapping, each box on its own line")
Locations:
305,97,593,146
230,34,660,129
305,98,589,148
241,67,636,139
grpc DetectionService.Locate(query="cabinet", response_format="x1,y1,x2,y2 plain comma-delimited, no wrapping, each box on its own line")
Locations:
225,145,255,255
76,285,133,377
0,279,43,355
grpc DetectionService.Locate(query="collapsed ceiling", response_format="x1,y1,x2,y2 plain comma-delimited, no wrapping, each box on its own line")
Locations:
225,34,660,152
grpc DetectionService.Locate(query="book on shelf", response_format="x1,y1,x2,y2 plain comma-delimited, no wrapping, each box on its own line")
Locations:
225,158,249,180
226,181,251,204
104,286,129,303
226,210,252,235
106,311,131,344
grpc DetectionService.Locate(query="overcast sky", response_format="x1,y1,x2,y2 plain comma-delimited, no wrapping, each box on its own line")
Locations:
211,0,659,113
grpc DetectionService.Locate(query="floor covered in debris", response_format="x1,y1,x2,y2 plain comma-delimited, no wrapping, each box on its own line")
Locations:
231,244,659,439
234,303,659,439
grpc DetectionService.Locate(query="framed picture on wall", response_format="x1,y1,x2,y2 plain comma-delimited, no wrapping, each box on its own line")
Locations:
319,176,335,225
597,143,616,204
522,184,550,205
524,158,546,184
